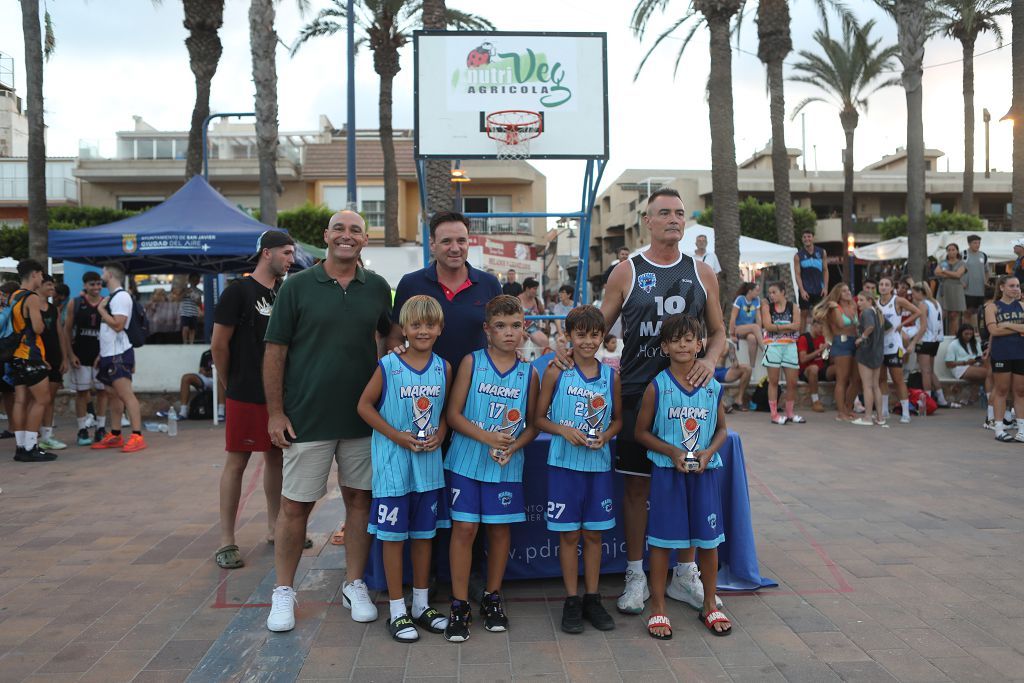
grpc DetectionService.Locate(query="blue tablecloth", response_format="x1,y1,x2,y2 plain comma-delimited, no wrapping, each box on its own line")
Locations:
364,431,776,592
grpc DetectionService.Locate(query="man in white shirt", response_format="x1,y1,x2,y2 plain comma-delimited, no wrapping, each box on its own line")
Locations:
92,262,146,453
692,234,722,274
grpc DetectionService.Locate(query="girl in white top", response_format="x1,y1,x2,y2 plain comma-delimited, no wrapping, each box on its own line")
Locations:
910,283,948,407
944,324,986,405
876,276,921,423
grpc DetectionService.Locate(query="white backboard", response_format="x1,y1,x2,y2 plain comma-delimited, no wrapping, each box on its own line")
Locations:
414,31,609,160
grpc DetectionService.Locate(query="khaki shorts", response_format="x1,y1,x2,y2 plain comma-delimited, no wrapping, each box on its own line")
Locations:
281,437,372,502
70,365,103,392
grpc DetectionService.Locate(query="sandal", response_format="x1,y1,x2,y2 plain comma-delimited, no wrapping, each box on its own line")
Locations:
788,415,806,424
268,537,314,549
646,613,672,640
413,606,448,634
215,544,244,569
331,524,346,545
724,403,735,414
737,403,749,412
699,608,732,636
995,432,1015,442
388,614,419,642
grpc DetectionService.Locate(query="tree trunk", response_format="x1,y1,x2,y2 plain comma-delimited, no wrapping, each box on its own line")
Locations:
840,112,857,285
1013,0,1024,231
962,37,975,215
183,0,225,180
702,4,743,301
896,0,928,281
421,0,453,216
21,0,47,261
379,68,400,245
250,0,280,226
757,0,794,247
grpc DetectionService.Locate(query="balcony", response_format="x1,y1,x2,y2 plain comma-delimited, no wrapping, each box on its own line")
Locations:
0,176,78,203
468,217,534,236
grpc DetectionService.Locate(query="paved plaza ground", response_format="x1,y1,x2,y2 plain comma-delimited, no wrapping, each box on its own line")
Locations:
0,405,1023,682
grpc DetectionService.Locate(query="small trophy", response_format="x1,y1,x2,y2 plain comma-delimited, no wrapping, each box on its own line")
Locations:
680,416,701,472
490,408,523,465
412,396,433,445
581,394,608,447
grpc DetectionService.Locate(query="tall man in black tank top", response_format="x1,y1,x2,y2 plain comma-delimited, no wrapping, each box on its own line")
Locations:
601,188,726,615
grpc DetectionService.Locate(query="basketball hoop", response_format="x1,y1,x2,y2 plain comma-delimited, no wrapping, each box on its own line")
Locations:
486,110,543,160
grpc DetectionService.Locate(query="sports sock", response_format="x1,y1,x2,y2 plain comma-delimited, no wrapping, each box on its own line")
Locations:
935,389,947,404
1017,418,1024,434
881,396,890,415
810,393,820,403
76,416,88,429
96,416,106,428
785,401,795,418
901,399,910,416
987,405,995,421
15,431,25,448
676,561,696,573
24,432,38,450
389,598,406,622
412,588,430,618
769,400,779,418
1005,409,1013,422
626,559,643,575
40,426,52,440
179,405,189,418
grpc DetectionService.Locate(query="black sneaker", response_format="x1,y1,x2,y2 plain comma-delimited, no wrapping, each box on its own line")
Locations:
0,430,14,439
93,427,106,443
444,600,471,643
481,591,508,632
14,446,57,462
561,596,584,634
582,593,615,631
77,428,91,446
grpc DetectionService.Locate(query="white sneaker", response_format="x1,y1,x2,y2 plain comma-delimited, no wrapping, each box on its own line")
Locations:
900,413,911,424
616,569,650,614
1014,431,1024,443
983,419,996,430
120,414,131,427
666,563,723,609
342,580,378,622
853,399,865,414
267,586,297,632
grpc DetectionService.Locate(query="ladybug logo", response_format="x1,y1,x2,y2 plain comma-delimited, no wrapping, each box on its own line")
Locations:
466,42,494,68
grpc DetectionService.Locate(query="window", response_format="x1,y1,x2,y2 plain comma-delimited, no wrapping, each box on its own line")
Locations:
119,196,164,211
360,186,385,229
323,185,349,210
462,197,489,213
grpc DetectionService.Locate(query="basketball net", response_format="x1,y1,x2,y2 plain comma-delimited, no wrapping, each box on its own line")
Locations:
486,110,542,161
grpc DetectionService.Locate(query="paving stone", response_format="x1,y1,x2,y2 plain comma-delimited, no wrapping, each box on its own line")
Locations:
565,659,621,683
798,632,871,664
459,662,513,682
867,648,951,682
509,641,565,676
928,656,1014,682
826,660,899,682
666,656,730,681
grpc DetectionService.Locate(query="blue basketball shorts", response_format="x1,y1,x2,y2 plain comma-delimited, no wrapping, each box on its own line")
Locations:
367,488,450,542
545,466,615,532
447,471,526,524
647,464,725,550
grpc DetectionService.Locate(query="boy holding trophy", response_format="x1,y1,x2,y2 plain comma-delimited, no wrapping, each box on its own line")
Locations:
535,305,623,634
634,314,732,639
356,295,452,642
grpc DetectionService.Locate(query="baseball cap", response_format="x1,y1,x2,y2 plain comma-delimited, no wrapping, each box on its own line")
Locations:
256,230,295,254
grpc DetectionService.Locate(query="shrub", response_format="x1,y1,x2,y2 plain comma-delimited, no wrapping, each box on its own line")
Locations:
878,211,985,240
696,197,817,244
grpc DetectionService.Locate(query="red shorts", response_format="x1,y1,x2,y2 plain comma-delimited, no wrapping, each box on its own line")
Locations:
225,398,273,453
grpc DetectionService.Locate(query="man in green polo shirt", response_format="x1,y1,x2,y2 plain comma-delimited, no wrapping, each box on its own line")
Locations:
263,210,393,632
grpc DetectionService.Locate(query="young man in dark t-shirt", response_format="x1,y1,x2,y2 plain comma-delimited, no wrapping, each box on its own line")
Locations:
210,231,296,570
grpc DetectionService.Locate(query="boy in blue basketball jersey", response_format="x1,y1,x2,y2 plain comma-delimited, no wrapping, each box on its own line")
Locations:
635,314,732,639
535,305,622,634
357,295,452,642
443,295,539,642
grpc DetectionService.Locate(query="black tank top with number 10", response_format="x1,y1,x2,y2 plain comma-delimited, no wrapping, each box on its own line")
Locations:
620,251,707,396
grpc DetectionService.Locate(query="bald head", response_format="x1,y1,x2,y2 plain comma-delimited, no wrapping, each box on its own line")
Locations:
324,210,367,263
329,210,365,231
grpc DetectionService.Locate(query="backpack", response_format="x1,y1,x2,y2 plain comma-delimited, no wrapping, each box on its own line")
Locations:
113,289,149,348
0,291,31,363
188,389,213,420
749,376,771,412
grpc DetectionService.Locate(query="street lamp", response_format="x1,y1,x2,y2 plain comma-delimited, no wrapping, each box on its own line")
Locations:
450,163,470,212
847,233,856,289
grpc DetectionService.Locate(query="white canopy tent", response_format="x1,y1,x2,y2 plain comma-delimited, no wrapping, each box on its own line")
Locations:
0,258,63,275
631,224,800,293
854,231,1024,263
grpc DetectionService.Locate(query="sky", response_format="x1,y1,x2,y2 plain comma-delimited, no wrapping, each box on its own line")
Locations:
0,0,1015,214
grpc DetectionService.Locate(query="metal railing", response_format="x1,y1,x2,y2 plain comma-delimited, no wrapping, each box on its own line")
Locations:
468,217,534,236
0,177,78,202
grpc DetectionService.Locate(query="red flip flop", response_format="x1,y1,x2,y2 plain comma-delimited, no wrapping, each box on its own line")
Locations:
646,613,672,640
699,608,732,636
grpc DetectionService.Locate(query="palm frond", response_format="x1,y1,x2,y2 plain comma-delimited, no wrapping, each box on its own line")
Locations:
43,8,56,61
790,95,828,119
631,0,673,40
290,11,345,56
631,8,703,81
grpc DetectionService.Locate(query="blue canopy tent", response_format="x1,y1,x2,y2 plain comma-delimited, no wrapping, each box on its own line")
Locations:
48,175,315,273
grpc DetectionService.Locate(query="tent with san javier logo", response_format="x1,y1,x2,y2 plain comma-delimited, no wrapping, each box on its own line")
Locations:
47,175,314,273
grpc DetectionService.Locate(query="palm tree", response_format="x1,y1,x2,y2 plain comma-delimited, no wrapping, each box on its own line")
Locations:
1014,0,1024,231
937,1,1010,215
790,19,900,281
421,0,454,217
292,1,492,246
632,0,745,299
183,0,225,180
875,0,936,281
249,1,309,227
19,0,54,261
